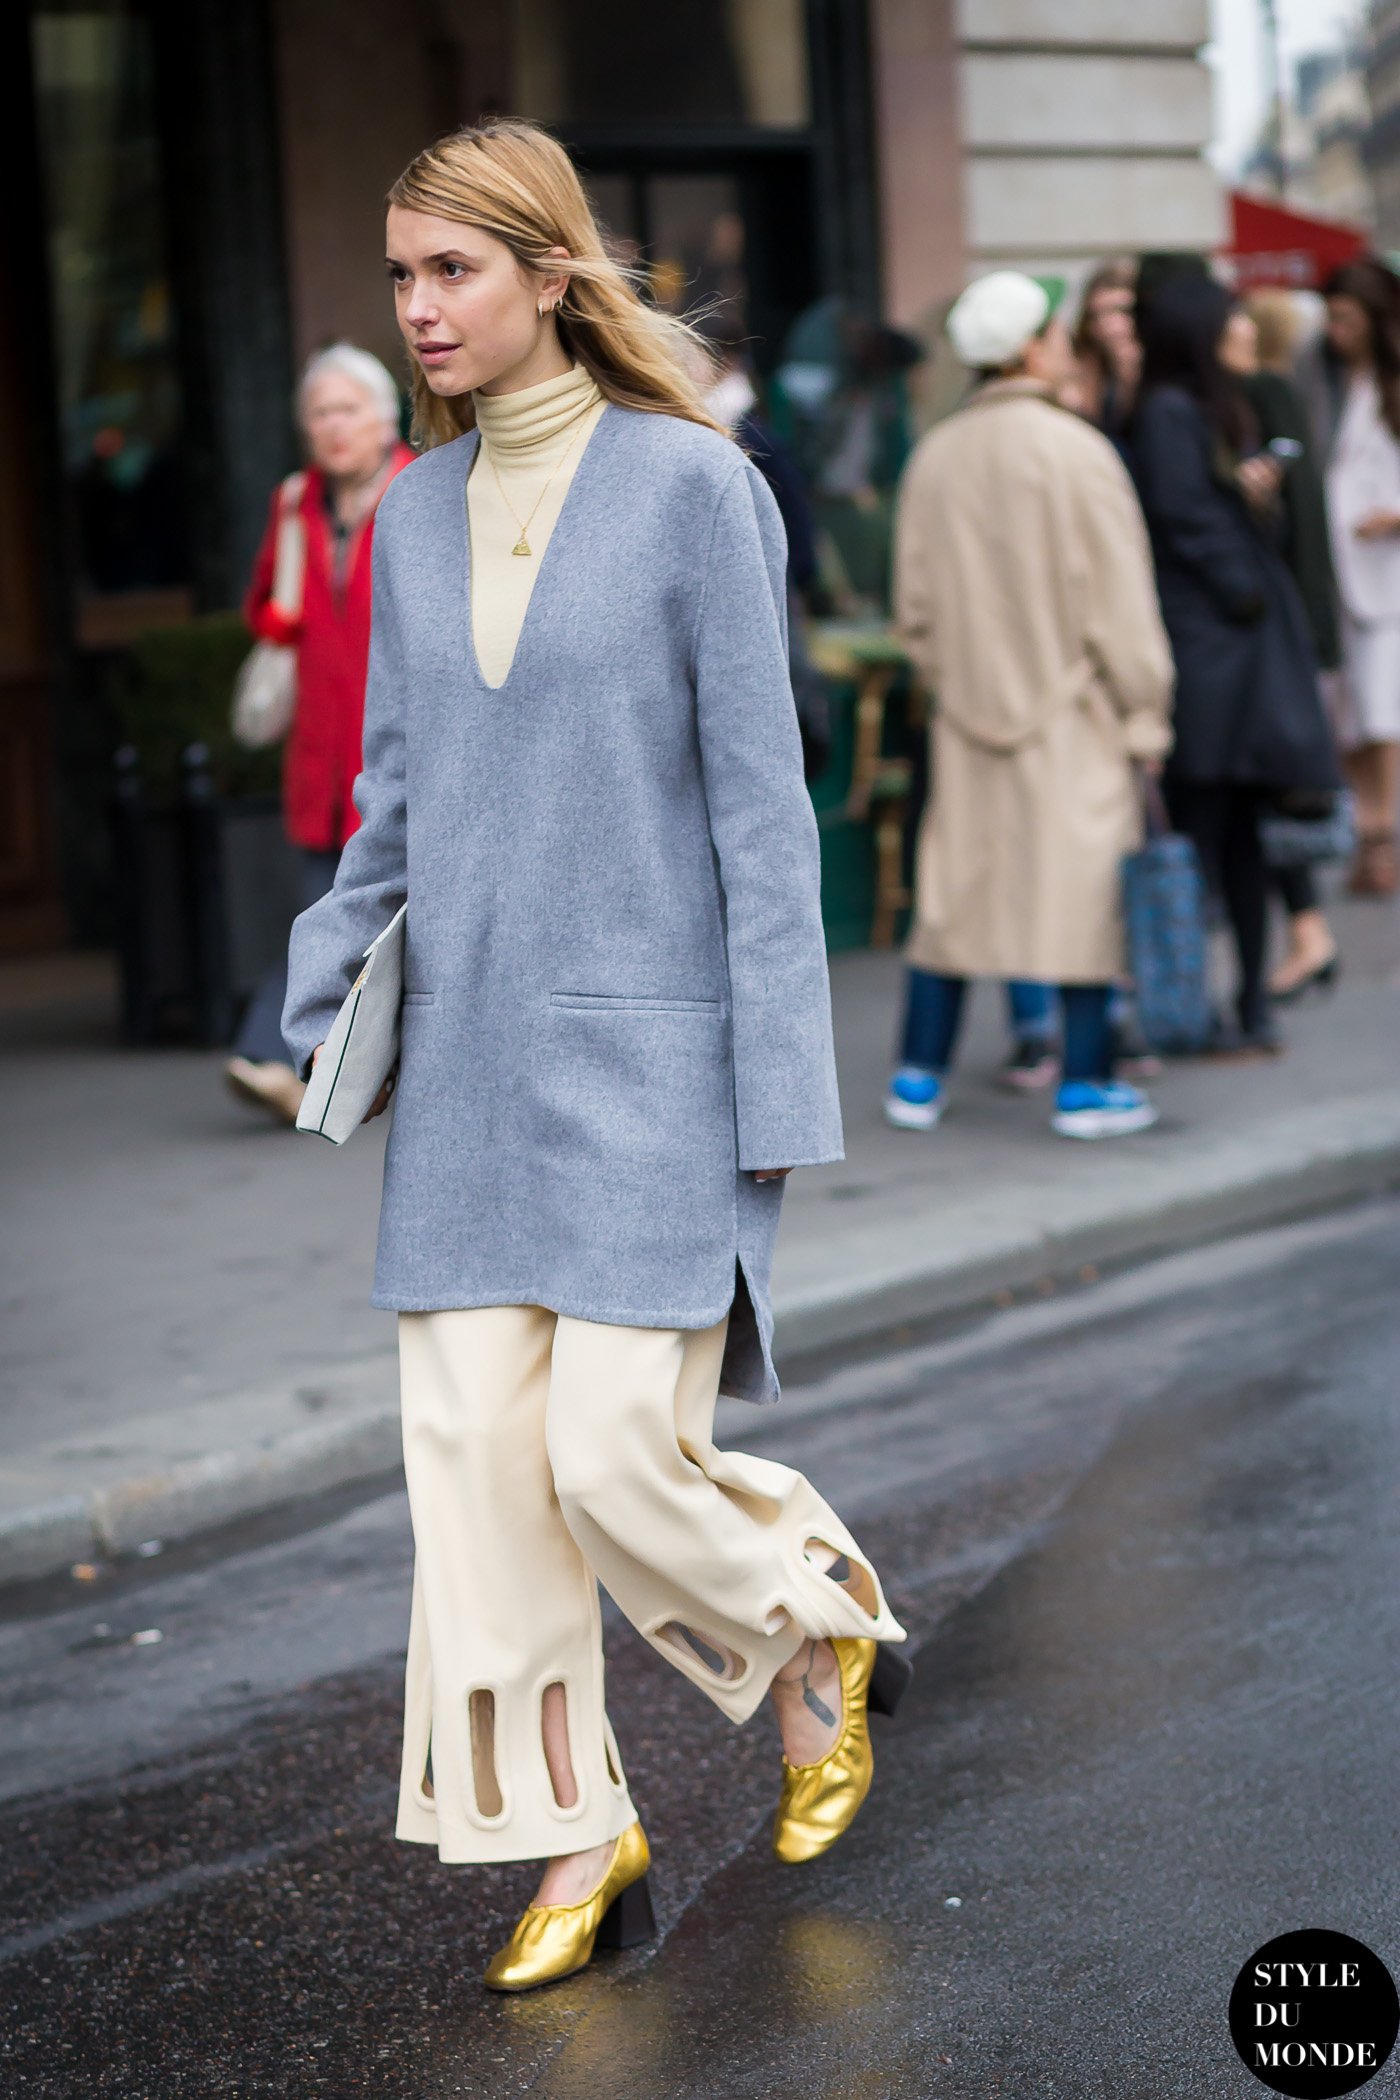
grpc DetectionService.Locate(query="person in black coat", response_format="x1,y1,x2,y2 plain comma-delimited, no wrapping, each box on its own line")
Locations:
701,323,831,778
1128,275,1339,1055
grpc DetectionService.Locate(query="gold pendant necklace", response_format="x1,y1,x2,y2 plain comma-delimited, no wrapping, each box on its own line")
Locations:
484,413,591,558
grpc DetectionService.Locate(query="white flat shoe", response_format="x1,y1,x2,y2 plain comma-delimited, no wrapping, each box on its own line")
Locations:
225,1057,305,1126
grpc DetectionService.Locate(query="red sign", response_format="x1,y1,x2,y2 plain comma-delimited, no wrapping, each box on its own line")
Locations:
1224,189,1368,290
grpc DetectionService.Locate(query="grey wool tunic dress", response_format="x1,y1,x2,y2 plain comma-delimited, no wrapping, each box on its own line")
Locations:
282,404,843,1404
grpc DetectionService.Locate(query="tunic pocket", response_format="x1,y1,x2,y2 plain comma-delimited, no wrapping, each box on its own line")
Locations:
548,992,721,1015
529,993,738,1303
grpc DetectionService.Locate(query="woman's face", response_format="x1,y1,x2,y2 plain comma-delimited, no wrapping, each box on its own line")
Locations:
386,206,566,398
1087,286,1135,357
301,373,390,479
1326,294,1372,366
1217,307,1260,377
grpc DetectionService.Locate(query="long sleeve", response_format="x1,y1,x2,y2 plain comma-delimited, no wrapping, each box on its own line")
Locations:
1075,439,1176,760
243,484,301,648
1129,391,1265,622
891,436,941,691
281,494,409,1076
692,461,843,1171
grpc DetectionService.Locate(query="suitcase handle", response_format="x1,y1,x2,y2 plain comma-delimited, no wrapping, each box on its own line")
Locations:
1140,770,1172,840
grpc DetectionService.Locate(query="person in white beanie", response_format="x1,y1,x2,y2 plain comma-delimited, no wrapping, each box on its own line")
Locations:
889,271,1175,1140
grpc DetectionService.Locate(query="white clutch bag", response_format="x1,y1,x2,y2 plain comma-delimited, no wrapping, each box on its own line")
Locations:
296,905,407,1145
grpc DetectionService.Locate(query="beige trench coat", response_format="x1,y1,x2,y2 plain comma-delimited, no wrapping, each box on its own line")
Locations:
893,381,1173,984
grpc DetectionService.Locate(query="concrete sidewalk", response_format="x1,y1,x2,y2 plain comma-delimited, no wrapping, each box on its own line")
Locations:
2,892,1398,1583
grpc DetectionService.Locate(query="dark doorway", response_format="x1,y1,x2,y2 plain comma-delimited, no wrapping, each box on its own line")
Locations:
0,248,66,955
0,14,65,953
572,143,819,374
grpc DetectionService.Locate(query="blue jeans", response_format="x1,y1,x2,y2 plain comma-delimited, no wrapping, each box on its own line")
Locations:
1006,979,1055,1042
901,969,1113,1084
233,846,340,1064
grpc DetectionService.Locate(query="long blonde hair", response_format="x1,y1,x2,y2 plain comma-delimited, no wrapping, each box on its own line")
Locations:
388,119,727,449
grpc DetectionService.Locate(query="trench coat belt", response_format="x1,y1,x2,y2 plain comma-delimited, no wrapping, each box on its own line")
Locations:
935,652,1096,755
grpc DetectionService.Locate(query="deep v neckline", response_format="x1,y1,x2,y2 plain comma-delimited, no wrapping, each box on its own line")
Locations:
462,402,613,693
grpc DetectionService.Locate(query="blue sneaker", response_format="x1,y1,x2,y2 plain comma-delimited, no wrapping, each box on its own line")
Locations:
1051,1079,1158,1140
885,1065,944,1131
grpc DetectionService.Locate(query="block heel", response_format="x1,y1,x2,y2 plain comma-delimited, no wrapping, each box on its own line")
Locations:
483,1822,652,1991
595,1871,656,1951
868,1642,914,1718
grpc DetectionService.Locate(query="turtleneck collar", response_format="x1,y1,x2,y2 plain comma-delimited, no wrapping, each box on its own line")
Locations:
473,362,603,456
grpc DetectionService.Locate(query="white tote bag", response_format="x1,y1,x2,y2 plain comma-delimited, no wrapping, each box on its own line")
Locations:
232,471,308,749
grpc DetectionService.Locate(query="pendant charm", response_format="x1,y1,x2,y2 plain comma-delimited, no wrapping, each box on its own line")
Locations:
511,537,532,557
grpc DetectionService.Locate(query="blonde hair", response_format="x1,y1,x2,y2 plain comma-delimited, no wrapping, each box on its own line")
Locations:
388,119,727,449
1245,288,1304,375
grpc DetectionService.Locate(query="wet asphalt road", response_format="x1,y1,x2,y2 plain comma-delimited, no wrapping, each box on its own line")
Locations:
2,1199,1398,2099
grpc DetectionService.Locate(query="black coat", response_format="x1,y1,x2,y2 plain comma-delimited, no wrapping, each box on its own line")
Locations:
738,411,818,594
1128,386,1339,791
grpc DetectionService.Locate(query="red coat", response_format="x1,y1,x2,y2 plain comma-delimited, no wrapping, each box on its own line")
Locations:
244,443,415,851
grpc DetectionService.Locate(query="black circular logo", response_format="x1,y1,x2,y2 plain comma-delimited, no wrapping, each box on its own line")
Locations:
1230,1931,1399,2097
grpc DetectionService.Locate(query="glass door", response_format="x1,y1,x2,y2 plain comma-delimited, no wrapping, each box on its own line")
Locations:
580,154,818,373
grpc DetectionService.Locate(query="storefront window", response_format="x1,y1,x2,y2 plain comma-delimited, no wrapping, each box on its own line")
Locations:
649,176,747,322
587,171,748,330
31,4,190,635
514,0,809,130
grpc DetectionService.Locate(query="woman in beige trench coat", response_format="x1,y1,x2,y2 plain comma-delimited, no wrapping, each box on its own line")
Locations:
888,271,1174,1141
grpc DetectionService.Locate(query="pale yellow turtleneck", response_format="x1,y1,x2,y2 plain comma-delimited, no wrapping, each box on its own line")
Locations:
468,362,606,688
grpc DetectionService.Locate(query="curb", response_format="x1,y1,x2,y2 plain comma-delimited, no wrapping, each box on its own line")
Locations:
0,1410,402,1589
4,1098,1399,1589
770,1093,1400,1362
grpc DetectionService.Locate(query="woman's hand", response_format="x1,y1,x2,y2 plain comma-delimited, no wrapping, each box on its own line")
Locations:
309,1043,396,1122
1354,509,1400,541
1235,455,1282,513
752,1167,792,1184
364,1071,397,1121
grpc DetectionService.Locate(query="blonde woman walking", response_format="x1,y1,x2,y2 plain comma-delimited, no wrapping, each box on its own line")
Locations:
283,119,908,1994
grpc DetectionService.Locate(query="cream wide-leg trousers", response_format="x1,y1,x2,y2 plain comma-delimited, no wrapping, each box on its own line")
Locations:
394,1304,906,1864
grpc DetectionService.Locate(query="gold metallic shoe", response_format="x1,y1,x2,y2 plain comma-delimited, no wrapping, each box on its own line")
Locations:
772,1637,913,1865
483,1821,655,1993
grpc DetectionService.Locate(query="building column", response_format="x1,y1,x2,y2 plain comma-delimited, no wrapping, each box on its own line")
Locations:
867,0,966,332
955,0,1223,288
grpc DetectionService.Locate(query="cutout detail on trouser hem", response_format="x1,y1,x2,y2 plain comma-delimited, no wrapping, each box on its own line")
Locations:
542,1679,578,1809
469,1688,503,1819
804,1537,880,1619
656,1620,746,1683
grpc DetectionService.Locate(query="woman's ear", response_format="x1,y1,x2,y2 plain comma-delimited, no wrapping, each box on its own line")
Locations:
536,246,572,314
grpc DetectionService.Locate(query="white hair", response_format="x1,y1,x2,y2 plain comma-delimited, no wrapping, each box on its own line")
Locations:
298,342,401,432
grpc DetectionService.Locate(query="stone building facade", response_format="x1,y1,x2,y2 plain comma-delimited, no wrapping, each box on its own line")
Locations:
7,0,1223,950
1366,0,1400,249
951,0,1222,287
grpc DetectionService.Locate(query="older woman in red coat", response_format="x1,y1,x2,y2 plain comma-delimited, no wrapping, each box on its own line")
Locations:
226,344,413,1122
